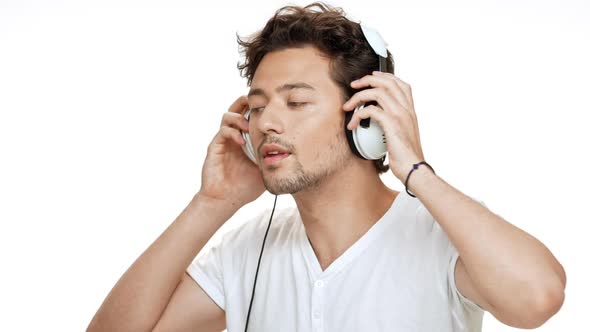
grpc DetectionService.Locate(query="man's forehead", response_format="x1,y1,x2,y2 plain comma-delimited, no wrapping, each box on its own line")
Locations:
247,46,337,99
251,47,329,81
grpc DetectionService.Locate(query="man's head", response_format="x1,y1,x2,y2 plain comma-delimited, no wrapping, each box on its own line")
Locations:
237,2,394,195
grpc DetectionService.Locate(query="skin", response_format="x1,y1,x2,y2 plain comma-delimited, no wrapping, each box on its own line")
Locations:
244,44,566,329
246,45,399,269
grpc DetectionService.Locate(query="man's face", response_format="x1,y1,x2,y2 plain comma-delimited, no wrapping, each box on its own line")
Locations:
247,45,354,195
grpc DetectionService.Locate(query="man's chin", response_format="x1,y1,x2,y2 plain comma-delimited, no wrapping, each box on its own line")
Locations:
261,172,307,195
262,174,294,195
259,155,325,194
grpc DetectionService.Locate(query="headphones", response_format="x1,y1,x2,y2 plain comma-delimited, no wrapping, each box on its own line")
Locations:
240,22,392,164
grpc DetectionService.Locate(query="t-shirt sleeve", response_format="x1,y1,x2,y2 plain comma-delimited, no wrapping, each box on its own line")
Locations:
185,208,272,311
186,234,226,310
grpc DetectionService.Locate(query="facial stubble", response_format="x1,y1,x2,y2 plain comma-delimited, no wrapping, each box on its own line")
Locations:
261,130,353,195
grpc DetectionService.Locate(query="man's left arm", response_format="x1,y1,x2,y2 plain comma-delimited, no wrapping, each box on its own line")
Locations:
408,168,566,329
343,71,566,329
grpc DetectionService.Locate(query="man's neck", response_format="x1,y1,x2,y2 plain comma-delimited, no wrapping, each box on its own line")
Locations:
292,162,398,271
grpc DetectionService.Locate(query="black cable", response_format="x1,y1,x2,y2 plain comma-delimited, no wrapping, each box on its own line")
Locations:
244,194,278,332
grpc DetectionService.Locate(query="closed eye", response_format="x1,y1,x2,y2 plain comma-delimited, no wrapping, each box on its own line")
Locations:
288,102,308,107
250,102,308,113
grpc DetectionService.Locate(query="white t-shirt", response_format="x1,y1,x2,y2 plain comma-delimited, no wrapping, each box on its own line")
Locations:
187,190,487,332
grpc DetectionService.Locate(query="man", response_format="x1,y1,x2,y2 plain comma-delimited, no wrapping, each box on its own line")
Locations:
87,2,566,332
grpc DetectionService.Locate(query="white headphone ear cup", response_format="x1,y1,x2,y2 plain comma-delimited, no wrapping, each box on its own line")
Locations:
241,131,257,164
352,104,387,160
241,110,258,164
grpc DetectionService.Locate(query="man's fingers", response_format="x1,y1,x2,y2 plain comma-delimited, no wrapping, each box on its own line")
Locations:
207,126,245,155
218,126,245,146
228,95,249,114
343,88,397,113
347,105,386,130
220,111,249,131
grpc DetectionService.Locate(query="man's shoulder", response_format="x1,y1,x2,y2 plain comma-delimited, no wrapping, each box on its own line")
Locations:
220,205,300,246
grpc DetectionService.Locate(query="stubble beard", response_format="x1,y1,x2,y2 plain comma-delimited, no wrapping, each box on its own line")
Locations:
262,132,353,195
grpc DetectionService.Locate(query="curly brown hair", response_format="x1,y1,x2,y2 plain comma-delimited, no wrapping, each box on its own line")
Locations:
236,1,394,174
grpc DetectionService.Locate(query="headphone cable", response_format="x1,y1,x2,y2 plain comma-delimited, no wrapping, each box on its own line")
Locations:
244,194,278,332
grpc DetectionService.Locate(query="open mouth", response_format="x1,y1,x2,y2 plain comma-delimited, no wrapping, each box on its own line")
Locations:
263,151,291,165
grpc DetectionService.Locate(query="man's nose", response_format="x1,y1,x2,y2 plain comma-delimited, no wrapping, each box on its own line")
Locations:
255,100,285,136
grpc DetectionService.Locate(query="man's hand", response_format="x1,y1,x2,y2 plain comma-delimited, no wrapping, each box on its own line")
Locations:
342,71,427,181
199,96,265,209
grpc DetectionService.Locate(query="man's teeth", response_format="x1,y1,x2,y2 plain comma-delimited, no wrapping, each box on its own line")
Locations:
268,151,281,155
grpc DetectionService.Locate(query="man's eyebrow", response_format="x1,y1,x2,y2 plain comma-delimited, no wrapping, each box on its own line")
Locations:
247,82,315,98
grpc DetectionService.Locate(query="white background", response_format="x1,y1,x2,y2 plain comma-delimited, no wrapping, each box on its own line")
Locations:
1,0,588,331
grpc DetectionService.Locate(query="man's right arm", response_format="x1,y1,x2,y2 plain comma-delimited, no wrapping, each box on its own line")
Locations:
152,272,226,331
86,193,236,332
87,95,265,331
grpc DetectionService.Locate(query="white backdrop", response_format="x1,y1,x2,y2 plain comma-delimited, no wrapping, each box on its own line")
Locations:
0,0,588,331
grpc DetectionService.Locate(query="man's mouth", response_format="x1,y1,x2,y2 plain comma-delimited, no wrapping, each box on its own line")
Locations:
263,151,291,166
260,143,292,166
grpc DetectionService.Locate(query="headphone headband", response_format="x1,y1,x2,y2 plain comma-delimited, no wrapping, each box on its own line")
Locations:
360,22,388,58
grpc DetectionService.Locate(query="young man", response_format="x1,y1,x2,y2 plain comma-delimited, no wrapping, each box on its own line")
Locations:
87,3,566,332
